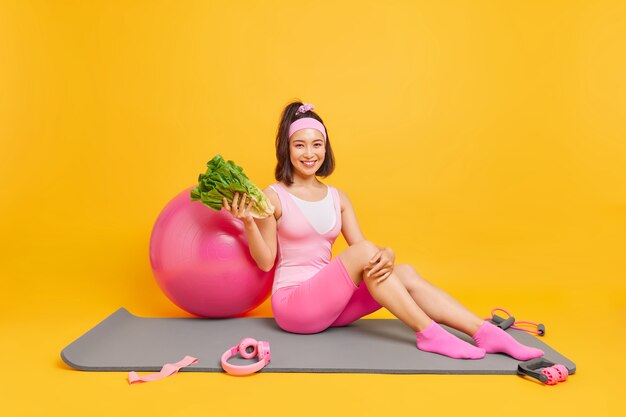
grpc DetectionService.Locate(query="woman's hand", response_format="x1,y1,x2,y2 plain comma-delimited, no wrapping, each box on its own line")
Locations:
222,192,256,226
364,247,395,284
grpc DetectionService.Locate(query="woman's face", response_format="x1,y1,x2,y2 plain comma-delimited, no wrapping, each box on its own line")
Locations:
288,128,326,178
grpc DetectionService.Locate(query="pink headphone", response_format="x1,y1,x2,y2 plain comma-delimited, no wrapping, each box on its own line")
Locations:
221,338,271,376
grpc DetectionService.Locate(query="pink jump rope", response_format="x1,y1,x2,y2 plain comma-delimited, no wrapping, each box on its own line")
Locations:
488,307,569,385
486,307,545,336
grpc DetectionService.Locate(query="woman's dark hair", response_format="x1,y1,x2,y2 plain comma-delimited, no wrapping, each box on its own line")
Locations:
274,100,335,185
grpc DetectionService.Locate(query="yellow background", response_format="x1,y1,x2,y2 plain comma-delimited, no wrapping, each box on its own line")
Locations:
1,0,624,415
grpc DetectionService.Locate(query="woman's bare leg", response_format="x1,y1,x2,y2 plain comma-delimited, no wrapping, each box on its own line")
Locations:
338,241,485,359
391,264,544,360
393,264,484,336
337,242,432,332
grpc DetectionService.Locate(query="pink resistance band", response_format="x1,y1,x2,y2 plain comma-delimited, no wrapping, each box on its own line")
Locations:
288,117,327,140
128,355,198,384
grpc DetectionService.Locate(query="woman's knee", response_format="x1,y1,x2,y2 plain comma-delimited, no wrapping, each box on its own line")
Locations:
348,240,379,262
338,240,379,277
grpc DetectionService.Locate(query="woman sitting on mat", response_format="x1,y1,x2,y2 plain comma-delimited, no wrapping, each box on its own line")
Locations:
222,101,544,361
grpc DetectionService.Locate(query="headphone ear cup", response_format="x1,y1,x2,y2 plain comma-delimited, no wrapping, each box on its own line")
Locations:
257,340,270,360
238,337,258,359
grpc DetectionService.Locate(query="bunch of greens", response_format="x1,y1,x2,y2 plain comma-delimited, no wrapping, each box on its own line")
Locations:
190,154,274,219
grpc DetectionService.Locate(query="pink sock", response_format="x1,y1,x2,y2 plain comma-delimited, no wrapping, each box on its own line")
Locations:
416,321,485,359
472,321,544,360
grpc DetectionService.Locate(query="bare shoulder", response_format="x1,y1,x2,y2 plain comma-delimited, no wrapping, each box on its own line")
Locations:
334,187,351,212
262,186,281,219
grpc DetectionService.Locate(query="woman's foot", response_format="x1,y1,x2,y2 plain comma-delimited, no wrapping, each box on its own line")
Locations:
416,321,486,359
472,321,544,360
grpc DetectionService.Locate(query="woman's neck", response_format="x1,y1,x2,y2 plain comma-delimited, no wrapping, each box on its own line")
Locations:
288,173,322,189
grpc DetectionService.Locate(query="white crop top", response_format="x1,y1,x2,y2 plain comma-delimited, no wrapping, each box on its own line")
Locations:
285,188,336,234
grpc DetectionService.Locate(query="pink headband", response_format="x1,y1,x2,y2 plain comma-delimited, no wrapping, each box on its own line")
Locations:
288,103,327,140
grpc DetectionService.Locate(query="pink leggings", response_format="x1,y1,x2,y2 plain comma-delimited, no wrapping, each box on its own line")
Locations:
271,256,382,334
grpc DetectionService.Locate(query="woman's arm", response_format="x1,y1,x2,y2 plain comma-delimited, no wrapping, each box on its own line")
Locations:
337,188,396,280
223,188,278,272
337,188,392,252
244,214,277,272
336,188,366,246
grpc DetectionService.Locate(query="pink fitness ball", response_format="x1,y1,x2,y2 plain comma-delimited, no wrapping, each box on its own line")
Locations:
149,186,274,317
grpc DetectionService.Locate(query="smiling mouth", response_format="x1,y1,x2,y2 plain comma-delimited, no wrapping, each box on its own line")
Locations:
301,160,317,167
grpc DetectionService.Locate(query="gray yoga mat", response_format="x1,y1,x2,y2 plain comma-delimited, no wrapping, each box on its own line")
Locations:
61,308,576,375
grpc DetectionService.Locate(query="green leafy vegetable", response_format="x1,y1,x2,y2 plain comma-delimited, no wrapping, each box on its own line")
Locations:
190,154,274,219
